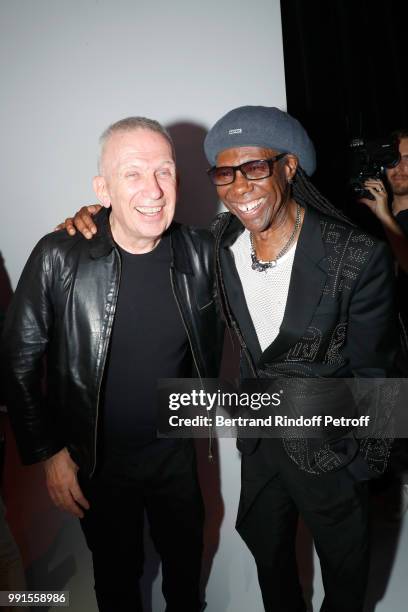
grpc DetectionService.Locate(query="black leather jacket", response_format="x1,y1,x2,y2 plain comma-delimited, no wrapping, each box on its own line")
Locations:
2,210,224,476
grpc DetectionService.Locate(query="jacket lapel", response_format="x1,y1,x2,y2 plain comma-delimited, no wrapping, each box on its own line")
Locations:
220,247,263,364
259,206,328,364
218,215,262,363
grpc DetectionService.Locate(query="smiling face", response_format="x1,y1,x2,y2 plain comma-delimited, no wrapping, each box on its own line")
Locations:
386,137,408,197
215,146,297,234
93,128,177,252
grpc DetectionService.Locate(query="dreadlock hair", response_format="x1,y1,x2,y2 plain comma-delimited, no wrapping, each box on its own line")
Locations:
292,166,354,225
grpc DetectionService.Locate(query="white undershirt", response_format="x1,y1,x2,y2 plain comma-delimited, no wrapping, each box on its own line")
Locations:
230,229,297,352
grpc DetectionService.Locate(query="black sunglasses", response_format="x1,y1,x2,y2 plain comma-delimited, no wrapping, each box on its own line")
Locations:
207,153,287,186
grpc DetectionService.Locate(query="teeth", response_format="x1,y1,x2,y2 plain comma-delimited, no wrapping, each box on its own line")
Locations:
237,199,263,213
135,206,162,216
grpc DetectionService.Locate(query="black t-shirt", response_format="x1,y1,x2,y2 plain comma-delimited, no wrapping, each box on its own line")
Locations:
101,234,191,454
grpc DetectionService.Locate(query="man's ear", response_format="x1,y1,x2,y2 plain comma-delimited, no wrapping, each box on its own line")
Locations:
92,176,111,208
283,154,298,182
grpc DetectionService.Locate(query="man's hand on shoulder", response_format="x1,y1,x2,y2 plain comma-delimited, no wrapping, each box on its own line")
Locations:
44,447,90,518
54,204,102,239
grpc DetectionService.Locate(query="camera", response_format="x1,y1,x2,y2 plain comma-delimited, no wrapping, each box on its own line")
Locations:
349,137,400,199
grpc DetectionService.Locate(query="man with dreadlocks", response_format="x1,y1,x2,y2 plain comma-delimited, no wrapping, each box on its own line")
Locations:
203,106,398,612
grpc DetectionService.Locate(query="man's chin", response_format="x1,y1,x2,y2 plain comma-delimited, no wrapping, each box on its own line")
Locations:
392,186,408,197
235,214,265,233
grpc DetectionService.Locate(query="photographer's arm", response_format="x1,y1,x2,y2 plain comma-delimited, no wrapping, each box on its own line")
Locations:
55,204,102,239
360,178,408,273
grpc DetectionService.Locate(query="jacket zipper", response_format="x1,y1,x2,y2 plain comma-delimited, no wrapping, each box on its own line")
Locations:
90,248,122,477
169,268,214,460
214,215,258,379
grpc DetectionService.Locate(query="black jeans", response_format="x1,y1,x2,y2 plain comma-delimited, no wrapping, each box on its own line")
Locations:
79,440,204,612
237,439,370,612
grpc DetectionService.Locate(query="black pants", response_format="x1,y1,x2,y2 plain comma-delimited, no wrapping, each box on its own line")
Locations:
79,441,204,612
237,440,369,612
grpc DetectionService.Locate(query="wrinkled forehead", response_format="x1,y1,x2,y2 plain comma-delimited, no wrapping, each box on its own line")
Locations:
101,128,174,173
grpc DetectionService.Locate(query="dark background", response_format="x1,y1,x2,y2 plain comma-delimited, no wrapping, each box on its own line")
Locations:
280,0,408,226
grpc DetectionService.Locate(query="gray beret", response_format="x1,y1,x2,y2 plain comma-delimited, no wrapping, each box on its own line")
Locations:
204,105,316,176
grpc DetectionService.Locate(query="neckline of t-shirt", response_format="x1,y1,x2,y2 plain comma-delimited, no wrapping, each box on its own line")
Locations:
243,229,298,267
117,234,169,259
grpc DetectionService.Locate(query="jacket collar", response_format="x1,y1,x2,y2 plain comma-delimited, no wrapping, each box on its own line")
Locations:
169,223,194,274
89,207,115,259
89,207,193,274
218,204,329,364
219,212,246,248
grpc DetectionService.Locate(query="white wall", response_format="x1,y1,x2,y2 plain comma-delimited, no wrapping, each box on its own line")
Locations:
0,1,287,611
0,0,286,288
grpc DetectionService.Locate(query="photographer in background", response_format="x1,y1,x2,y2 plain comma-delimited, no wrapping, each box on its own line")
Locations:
359,130,408,519
359,130,408,366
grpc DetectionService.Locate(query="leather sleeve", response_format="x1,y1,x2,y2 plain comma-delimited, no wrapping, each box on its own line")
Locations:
1,238,64,464
344,240,399,477
345,240,398,377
